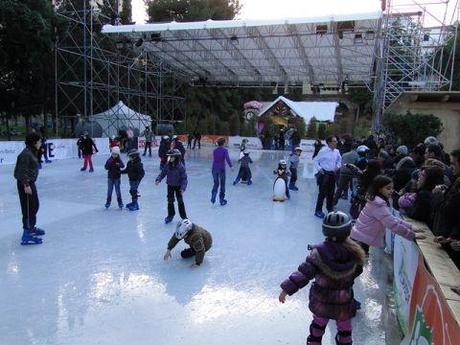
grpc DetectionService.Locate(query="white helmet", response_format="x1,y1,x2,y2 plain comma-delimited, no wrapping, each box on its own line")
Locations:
175,219,193,239
111,146,120,155
279,159,287,166
424,136,439,146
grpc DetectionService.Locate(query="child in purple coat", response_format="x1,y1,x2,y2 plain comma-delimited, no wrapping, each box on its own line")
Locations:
279,211,365,345
211,137,233,206
104,146,124,209
156,149,188,224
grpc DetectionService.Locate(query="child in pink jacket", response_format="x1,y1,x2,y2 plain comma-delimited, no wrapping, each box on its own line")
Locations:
351,175,425,253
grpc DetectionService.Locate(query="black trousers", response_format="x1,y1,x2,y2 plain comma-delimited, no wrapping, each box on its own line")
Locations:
167,185,187,218
315,172,335,213
17,181,39,229
143,141,152,156
193,139,201,149
289,167,297,187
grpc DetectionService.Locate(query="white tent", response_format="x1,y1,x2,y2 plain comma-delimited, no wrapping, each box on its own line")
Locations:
90,101,152,137
258,96,338,124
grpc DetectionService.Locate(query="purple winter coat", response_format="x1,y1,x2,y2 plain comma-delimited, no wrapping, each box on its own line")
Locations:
156,162,187,191
280,240,363,321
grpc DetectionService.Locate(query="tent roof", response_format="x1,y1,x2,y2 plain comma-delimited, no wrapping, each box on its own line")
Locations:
259,96,338,123
91,101,151,121
102,11,382,87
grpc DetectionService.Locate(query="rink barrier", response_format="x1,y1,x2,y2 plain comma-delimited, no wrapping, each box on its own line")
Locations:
394,217,460,344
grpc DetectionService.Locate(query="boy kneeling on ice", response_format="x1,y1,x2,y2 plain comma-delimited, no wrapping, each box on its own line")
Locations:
164,219,213,267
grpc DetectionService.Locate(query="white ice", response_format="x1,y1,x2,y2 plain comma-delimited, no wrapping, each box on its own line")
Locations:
0,148,399,345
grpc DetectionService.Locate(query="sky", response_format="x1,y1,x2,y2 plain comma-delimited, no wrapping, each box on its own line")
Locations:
132,0,382,24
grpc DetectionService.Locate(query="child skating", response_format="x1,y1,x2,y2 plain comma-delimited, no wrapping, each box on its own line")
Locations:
233,150,253,185
279,211,365,345
104,146,124,209
288,147,302,191
164,219,213,267
121,149,145,211
211,137,232,206
155,149,188,224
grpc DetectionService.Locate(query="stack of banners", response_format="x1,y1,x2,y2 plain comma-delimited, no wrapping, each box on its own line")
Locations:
0,138,111,165
176,134,229,147
394,235,460,344
137,136,162,149
300,139,316,179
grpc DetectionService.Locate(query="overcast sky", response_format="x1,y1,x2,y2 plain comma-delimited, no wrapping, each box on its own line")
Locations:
132,0,382,23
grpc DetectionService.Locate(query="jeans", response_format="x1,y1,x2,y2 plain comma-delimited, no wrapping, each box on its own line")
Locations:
167,185,187,218
289,167,297,188
129,180,140,202
107,178,122,202
17,181,39,229
212,168,226,200
315,172,336,213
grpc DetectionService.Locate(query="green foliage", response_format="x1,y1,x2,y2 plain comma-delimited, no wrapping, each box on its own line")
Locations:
145,0,241,22
0,0,63,117
229,113,241,135
306,117,318,138
383,111,443,147
289,117,306,138
120,0,133,24
317,122,327,140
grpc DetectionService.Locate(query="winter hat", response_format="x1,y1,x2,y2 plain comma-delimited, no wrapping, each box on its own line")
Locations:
357,145,370,153
111,146,120,155
294,147,302,152
243,149,250,155
396,145,408,156
128,149,139,157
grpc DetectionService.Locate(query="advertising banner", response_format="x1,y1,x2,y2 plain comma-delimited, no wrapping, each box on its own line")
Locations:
401,255,460,345
228,136,263,150
393,235,420,334
300,139,316,179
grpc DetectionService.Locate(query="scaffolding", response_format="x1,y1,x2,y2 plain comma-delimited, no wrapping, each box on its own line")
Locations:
373,0,459,128
53,0,187,137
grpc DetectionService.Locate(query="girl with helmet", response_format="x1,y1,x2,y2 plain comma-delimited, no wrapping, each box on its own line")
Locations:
155,149,188,224
273,159,290,200
164,219,213,267
279,211,365,345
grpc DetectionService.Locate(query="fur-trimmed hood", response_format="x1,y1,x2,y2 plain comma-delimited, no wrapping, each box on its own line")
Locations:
308,242,357,280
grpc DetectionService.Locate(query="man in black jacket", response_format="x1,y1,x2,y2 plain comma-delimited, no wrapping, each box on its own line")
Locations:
14,133,45,245
80,132,98,172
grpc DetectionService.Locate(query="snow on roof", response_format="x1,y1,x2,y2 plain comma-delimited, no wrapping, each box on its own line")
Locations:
258,96,338,123
102,11,382,87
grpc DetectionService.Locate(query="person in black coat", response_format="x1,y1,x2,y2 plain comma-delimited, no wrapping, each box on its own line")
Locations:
158,136,171,170
121,149,145,211
171,136,186,165
14,133,45,245
80,132,98,172
193,131,201,149
312,139,324,159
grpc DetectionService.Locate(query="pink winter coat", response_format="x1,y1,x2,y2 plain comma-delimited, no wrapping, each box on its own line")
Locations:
351,196,415,248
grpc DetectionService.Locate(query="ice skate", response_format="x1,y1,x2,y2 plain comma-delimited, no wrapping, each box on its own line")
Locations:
210,192,217,204
89,167,94,173
127,201,139,211
31,227,46,236
80,167,86,171
125,201,134,209
105,199,111,209
165,216,174,224
21,230,43,245
220,199,227,206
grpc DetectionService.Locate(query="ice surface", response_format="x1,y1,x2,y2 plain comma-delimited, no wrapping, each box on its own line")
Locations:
0,148,398,345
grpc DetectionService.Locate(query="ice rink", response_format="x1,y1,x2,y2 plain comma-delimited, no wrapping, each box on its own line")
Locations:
0,148,400,345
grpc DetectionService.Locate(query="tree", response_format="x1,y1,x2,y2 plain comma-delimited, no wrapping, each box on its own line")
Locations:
383,111,443,148
145,0,241,23
229,112,240,135
0,0,63,127
306,117,318,138
317,122,327,140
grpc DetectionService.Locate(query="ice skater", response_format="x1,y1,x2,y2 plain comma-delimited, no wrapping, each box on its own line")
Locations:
104,146,124,209
143,126,153,157
288,147,302,191
273,159,290,200
14,133,45,245
164,219,213,267
121,149,145,211
80,131,98,172
158,135,171,171
279,211,365,345
155,149,188,224
233,149,252,185
211,137,232,205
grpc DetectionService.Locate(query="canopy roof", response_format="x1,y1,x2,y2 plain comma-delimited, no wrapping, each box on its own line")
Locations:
259,96,338,123
91,101,151,137
102,11,382,87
